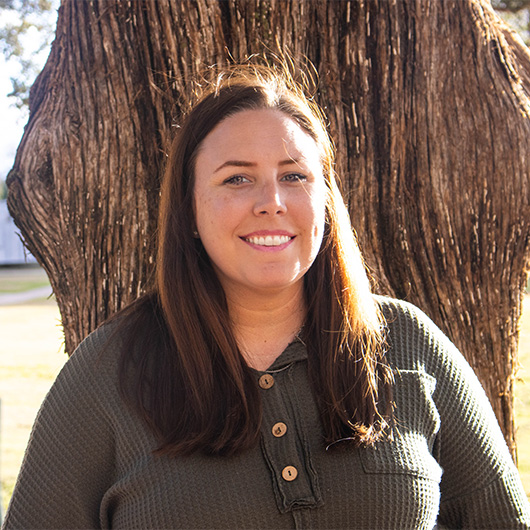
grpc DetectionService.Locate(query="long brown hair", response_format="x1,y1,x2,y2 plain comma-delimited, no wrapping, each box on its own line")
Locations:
118,65,393,456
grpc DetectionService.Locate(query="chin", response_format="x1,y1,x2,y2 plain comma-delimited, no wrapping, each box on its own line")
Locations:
248,275,304,292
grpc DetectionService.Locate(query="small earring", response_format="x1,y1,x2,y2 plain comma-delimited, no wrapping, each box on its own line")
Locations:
193,230,199,238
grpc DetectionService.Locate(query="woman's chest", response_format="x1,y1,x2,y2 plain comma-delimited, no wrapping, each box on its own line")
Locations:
103,365,442,529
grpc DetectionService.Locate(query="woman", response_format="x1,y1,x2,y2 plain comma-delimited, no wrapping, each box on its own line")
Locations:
3,66,530,529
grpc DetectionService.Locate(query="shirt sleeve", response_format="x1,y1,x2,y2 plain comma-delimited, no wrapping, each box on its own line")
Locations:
385,298,530,528
434,334,530,528
2,331,116,530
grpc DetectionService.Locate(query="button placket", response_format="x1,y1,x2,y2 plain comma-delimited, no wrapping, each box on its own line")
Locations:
258,365,319,513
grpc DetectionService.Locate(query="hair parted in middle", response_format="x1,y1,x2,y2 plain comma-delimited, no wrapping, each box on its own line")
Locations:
118,63,394,456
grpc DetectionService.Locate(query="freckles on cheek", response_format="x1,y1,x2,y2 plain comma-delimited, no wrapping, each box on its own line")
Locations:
207,200,230,224
195,193,213,221
196,193,235,234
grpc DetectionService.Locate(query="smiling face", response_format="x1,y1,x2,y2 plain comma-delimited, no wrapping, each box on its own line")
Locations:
193,108,327,298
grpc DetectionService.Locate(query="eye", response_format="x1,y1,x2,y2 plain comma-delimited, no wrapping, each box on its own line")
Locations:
223,175,250,185
282,172,307,183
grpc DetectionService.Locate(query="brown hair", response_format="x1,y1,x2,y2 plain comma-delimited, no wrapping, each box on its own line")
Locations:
118,65,393,456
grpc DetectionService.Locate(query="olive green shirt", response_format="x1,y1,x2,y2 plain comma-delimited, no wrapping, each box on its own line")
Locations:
3,297,530,529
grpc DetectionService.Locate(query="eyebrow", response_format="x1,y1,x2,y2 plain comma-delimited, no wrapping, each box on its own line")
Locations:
213,158,303,173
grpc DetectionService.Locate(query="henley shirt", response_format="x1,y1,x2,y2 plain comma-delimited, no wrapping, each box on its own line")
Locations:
3,296,530,529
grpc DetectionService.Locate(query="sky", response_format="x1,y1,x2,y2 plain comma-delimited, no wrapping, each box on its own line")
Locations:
0,55,29,183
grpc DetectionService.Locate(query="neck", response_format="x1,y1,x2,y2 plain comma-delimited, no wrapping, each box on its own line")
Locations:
224,283,306,371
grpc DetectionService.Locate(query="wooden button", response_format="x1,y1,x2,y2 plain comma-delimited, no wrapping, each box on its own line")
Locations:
282,465,298,481
272,422,287,438
258,374,275,389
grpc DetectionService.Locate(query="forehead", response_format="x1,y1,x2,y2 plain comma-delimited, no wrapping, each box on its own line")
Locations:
196,108,322,164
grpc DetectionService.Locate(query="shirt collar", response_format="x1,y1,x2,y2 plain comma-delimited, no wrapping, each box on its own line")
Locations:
262,338,308,372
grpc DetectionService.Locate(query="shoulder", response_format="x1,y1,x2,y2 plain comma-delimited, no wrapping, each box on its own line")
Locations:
373,295,500,444
38,321,124,437
373,295,491,419
374,295,458,371
49,306,153,421
61,319,123,384
2,321,137,529
64,293,162,384
375,294,443,341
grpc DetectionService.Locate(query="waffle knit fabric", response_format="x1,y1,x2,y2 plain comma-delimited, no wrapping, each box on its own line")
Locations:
3,297,530,529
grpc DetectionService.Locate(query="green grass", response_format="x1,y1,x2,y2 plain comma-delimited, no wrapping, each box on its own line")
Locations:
0,278,50,293
0,266,50,294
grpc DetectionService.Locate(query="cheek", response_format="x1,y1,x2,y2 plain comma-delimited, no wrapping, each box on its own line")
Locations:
194,190,219,231
296,194,326,256
194,191,244,237
310,192,327,238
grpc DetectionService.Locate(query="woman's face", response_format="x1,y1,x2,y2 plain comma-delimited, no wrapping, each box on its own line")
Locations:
193,108,327,297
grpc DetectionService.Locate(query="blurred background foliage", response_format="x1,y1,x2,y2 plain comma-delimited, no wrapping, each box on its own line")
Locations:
0,0,56,110
493,0,530,44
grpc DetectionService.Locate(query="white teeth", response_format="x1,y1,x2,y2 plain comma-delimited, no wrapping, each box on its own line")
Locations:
246,235,291,246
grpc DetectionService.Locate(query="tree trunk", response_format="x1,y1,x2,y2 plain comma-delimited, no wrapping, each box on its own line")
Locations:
7,0,530,459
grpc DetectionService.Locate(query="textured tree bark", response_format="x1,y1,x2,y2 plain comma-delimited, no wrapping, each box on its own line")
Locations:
7,0,530,458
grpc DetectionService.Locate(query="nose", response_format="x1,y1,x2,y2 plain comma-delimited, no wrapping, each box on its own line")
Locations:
253,181,287,216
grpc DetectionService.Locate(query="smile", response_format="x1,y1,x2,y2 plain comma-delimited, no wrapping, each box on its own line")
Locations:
244,235,293,247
